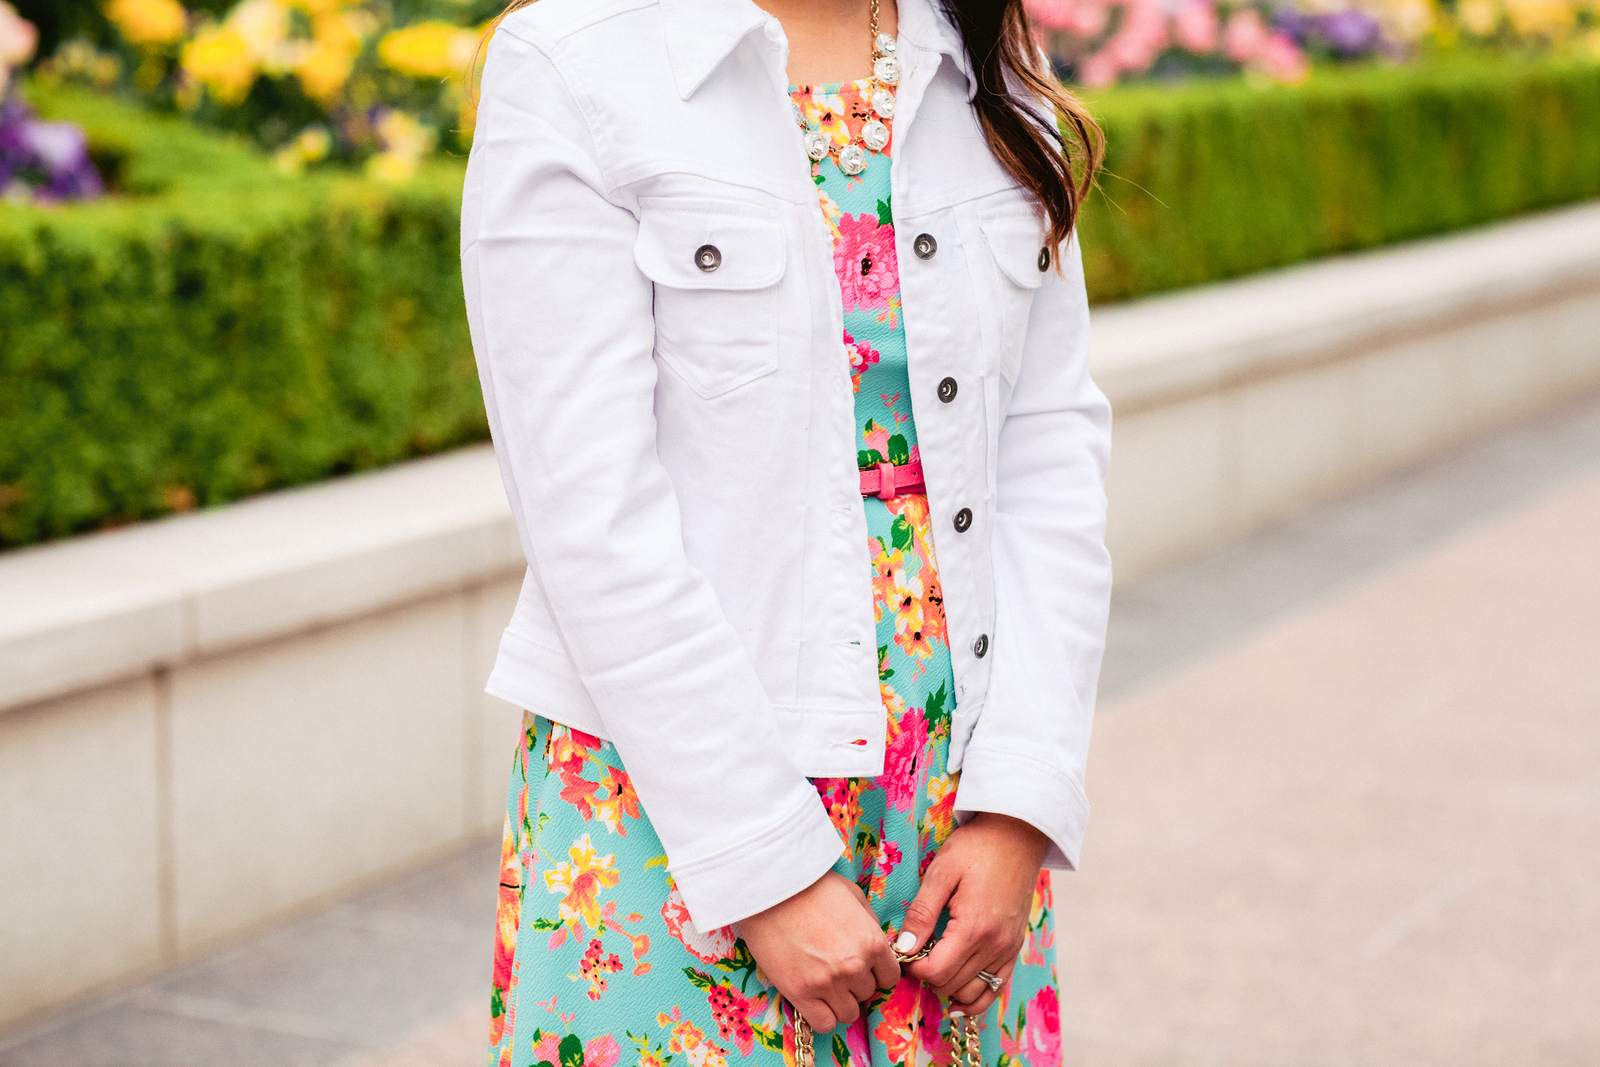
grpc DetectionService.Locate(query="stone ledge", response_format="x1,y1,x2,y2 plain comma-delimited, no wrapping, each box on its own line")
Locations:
1091,201,1600,414
4,201,1596,713
0,446,524,713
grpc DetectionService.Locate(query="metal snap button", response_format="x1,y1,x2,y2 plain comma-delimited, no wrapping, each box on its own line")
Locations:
695,244,721,272
953,507,972,533
1038,246,1051,272
972,633,989,658
913,233,937,260
937,376,957,403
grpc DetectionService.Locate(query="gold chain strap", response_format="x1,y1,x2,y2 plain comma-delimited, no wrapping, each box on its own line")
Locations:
792,938,982,1067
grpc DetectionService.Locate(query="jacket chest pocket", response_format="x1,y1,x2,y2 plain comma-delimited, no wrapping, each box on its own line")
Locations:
977,211,1046,383
634,197,788,399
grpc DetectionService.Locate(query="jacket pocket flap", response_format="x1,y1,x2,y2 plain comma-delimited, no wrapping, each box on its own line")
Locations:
979,212,1047,291
635,198,787,291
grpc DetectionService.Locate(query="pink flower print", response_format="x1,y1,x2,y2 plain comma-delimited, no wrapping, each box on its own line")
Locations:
578,936,623,1000
861,419,891,460
661,885,738,964
882,705,928,813
705,983,763,1055
844,1017,872,1067
813,777,867,853
530,1030,562,1065
834,212,898,311
585,1035,622,1067
1021,988,1061,1067
844,329,881,392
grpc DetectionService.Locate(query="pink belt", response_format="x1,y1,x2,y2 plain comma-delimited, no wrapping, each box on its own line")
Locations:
859,458,926,500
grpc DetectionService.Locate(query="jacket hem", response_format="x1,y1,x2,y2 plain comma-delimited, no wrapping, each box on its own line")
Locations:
668,787,845,929
951,748,1088,871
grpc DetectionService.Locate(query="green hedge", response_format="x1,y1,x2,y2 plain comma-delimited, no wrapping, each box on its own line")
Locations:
4,54,1600,549
1078,53,1600,302
1,86,483,549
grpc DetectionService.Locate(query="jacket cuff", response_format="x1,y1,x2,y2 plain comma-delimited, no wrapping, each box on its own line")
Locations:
668,788,845,930
952,750,1088,871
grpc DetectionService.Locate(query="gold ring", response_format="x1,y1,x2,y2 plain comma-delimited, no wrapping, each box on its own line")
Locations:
977,969,1003,992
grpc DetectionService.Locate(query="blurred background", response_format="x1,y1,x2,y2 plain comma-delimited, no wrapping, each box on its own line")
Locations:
1,0,1598,1063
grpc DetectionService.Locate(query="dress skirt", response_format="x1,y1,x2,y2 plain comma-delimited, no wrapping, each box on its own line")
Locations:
486,500,1062,1067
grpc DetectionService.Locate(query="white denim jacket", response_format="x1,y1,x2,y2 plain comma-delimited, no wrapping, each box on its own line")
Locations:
461,0,1112,929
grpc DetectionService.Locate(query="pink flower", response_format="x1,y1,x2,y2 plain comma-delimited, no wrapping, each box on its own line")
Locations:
1258,31,1310,82
1025,0,1106,34
1021,988,1061,1067
844,329,881,391
530,1031,561,1064
1224,8,1268,61
1172,0,1218,53
834,213,898,311
1066,0,1110,37
661,885,737,964
1103,0,1167,72
1076,48,1118,87
585,1035,622,1067
882,706,928,812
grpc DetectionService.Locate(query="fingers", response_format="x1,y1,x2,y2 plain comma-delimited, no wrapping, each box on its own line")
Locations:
897,854,959,955
949,958,1015,1019
870,937,902,993
798,999,838,1035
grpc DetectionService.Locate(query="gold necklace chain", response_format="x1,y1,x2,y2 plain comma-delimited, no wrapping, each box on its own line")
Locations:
791,0,901,176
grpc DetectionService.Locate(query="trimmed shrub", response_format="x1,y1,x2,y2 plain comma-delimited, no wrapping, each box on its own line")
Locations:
1078,53,1600,302
4,54,1600,549
1,85,482,548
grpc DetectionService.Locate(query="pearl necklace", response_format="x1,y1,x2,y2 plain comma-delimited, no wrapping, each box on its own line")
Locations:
790,0,900,177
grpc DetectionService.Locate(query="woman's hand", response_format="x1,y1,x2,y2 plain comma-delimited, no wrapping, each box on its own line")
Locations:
896,813,1049,1018
739,871,902,1034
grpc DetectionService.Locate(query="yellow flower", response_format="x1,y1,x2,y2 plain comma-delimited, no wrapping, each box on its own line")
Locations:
365,149,418,181
1458,0,1500,33
374,107,435,157
543,834,621,936
182,26,256,104
1373,0,1437,41
274,124,332,173
657,1011,729,1067
1503,0,1577,35
294,38,356,102
378,20,478,80
105,0,187,48
292,0,353,16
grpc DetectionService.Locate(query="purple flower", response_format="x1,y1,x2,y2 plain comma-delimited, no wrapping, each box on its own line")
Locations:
0,91,102,201
1314,9,1383,57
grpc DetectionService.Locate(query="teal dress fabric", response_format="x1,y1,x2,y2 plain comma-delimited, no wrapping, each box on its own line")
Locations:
487,79,1061,1067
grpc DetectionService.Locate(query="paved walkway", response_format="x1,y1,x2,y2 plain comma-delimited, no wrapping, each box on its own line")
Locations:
4,396,1599,1067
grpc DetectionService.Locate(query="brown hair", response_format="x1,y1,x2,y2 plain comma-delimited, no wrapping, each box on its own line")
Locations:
475,0,1102,251
941,0,1103,253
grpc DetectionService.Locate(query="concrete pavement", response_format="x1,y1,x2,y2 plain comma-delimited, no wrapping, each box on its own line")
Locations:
3,395,1598,1066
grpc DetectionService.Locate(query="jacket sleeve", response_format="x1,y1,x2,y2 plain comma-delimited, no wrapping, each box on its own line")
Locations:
461,25,844,929
951,233,1112,870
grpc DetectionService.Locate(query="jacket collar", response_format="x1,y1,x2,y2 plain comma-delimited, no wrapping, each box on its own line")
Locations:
896,0,976,102
658,0,772,100
658,0,974,102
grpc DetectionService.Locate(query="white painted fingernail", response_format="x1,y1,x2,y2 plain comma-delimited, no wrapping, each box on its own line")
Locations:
894,931,917,953
950,1009,965,1018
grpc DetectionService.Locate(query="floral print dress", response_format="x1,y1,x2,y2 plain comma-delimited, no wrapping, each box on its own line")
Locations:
487,80,1060,1067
